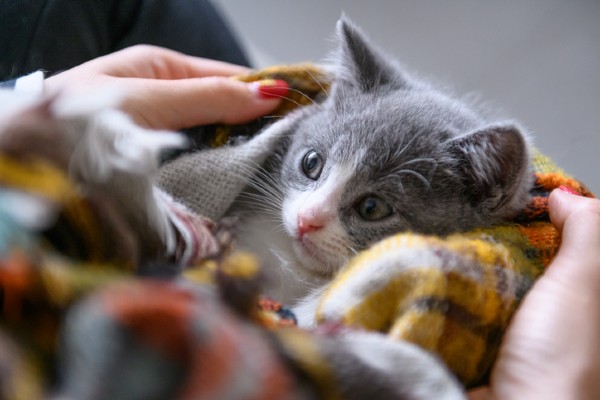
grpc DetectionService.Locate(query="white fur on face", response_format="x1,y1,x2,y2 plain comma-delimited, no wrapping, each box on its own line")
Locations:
281,155,363,277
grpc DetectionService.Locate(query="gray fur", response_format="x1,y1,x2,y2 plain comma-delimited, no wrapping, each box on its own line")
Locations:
290,18,531,235
232,17,532,306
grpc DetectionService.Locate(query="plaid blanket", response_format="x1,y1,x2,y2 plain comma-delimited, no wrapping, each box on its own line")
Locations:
0,66,594,399
158,66,594,388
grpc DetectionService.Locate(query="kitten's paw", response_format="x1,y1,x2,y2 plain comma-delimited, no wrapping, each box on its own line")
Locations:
292,287,326,328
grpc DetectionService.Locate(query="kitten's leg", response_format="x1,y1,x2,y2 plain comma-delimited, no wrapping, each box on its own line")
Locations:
293,285,328,328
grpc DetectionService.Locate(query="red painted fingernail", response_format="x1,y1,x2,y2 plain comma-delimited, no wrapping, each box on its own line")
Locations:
558,185,580,196
252,79,289,99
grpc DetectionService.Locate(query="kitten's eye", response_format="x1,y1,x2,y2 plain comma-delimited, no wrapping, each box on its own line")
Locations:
357,196,394,221
302,150,324,180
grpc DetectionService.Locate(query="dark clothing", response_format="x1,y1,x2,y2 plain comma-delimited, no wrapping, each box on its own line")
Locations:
0,0,250,80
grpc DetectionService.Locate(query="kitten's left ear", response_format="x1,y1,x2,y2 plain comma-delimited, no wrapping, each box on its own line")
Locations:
334,17,410,92
449,123,532,217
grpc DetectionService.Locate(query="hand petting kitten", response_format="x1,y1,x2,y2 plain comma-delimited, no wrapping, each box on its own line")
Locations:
44,45,286,130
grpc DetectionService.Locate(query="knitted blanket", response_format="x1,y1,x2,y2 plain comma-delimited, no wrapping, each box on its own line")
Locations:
0,66,594,399
158,65,594,388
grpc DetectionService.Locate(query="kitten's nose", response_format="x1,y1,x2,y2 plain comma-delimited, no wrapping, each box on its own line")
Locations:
297,212,326,237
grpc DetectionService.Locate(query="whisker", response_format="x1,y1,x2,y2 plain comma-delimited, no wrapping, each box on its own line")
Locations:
274,225,288,234
270,88,322,110
396,175,405,193
393,131,420,160
396,169,431,189
346,244,359,256
398,157,437,168
304,67,329,97
236,193,283,213
235,161,284,199
233,205,281,220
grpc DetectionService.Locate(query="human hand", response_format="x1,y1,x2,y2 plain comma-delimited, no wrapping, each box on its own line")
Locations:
469,188,600,400
44,45,287,130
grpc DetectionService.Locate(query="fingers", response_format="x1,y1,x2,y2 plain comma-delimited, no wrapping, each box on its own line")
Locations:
44,44,288,130
172,53,252,78
91,45,251,80
548,188,598,230
44,45,276,130
547,188,600,289
121,76,288,130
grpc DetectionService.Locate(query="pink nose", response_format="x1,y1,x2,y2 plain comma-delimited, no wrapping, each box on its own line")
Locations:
298,218,324,237
297,210,328,237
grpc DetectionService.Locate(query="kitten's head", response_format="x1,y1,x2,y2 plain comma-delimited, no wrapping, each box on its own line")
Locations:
276,18,532,277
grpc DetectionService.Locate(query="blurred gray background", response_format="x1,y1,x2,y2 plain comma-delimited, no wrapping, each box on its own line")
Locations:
214,1,599,193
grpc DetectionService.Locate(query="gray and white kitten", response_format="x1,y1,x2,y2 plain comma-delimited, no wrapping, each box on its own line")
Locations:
230,18,532,325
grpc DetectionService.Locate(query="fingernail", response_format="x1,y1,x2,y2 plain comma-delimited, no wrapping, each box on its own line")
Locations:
558,185,580,196
251,79,289,99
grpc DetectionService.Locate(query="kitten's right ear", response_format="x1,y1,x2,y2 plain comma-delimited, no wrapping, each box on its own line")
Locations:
449,123,532,219
333,16,410,93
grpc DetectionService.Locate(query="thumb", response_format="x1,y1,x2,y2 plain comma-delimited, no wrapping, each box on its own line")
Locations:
484,190,600,399
547,188,600,288
121,77,288,130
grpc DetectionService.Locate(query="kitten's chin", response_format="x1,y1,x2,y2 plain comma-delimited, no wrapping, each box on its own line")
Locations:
290,238,339,280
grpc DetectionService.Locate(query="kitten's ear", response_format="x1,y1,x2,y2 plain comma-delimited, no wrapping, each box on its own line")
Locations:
333,17,409,92
449,123,532,216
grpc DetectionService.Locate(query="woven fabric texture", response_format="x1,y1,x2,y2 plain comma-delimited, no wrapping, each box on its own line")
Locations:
0,65,595,398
